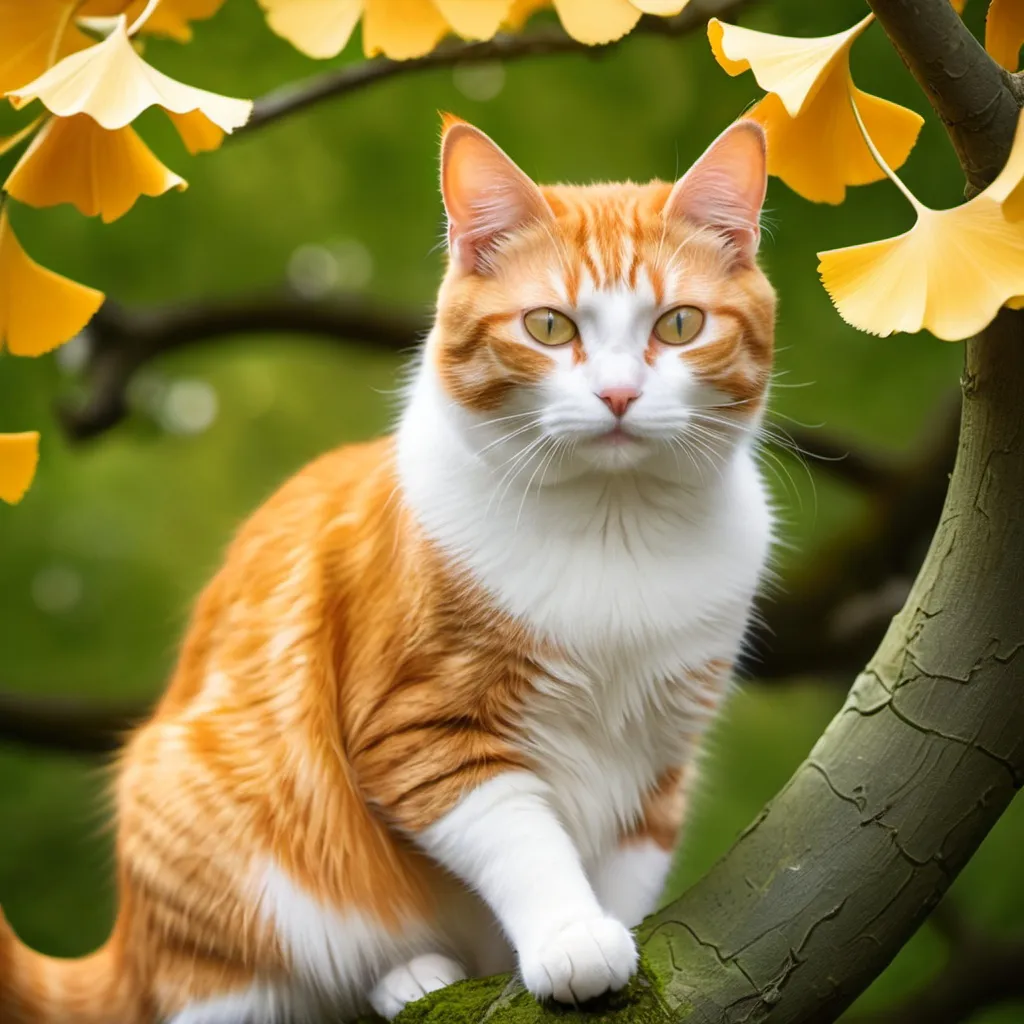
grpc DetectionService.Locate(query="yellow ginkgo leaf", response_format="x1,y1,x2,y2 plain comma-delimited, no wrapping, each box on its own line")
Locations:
432,0,514,40
258,0,363,59
8,16,252,134
748,79,922,205
708,16,923,203
0,209,105,356
630,0,688,14
0,0,94,96
986,0,1024,71
951,0,967,12
78,0,227,42
5,114,187,223
168,110,225,153
819,111,1024,340
550,0,641,44
0,432,40,505
362,0,449,58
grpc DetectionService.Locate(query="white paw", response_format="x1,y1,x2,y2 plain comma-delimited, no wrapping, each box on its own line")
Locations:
369,953,467,1020
518,916,638,1004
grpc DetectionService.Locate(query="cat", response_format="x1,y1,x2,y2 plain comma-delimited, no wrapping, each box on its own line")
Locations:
0,114,775,1023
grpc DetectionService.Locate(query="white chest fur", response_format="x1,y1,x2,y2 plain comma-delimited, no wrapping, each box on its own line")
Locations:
397,372,773,863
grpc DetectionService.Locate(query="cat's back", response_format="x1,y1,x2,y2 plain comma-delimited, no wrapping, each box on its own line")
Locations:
153,434,404,715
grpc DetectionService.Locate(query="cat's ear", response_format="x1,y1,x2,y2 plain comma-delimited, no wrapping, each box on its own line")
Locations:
664,120,767,265
441,116,553,274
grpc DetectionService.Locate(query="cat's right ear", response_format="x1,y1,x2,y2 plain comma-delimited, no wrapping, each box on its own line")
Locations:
441,116,553,274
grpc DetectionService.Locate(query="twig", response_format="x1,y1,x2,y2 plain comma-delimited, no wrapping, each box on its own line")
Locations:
240,0,753,136
0,690,140,755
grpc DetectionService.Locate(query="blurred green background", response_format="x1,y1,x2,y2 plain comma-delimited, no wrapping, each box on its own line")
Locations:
0,0,1019,1020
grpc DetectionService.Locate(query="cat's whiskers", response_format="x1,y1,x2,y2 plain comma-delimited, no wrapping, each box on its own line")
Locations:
486,432,552,518
515,436,562,532
475,418,546,458
469,409,543,431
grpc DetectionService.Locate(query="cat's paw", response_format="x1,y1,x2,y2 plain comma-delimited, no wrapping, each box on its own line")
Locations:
370,953,467,1020
519,916,638,1004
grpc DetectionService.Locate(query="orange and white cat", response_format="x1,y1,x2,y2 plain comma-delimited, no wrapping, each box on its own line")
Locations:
0,115,775,1023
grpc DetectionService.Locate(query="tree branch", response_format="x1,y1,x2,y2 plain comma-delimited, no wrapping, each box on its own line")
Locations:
240,0,753,136
0,690,138,755
866,0,1024,192
60,295,426,441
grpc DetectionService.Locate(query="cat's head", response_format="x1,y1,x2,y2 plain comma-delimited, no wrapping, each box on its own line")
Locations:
428,116,775,479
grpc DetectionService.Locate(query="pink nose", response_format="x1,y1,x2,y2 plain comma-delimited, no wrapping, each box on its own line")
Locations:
598,387,640,418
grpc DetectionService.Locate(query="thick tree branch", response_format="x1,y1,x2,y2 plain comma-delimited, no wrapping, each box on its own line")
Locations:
866,0,1024,192
241,0,752,136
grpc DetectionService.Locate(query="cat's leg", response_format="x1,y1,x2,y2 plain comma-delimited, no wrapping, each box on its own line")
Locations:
369,953,468,1019
166,985,290,1024
416,773,638,1004
593,765,692,928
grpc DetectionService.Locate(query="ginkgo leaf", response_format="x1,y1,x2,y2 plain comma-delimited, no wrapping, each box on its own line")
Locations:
257,0,363,60
986,0,1024,71
8,16,252,134
708,15,923,203
78,0,227,42
0,209,105,356
432,0,514,40
168,110,225,153
819,111,1024,340
0,432,40,505
0,0,94,95
5,114,187,223
747,79,922,205
362,0,449,59
630,0,687,12
550,0,641,44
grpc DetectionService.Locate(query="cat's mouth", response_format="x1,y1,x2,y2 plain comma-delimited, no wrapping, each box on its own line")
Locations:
594,425,641,446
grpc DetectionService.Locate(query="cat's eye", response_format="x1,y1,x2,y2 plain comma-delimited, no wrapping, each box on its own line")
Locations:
653,306,705,346
524,308,578,346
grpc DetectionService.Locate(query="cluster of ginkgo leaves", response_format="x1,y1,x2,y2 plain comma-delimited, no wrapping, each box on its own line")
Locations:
708,0,1024,340
3,0,1024,505
0,0,691,507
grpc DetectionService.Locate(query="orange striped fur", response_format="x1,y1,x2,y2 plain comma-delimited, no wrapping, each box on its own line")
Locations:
0,117,775,1022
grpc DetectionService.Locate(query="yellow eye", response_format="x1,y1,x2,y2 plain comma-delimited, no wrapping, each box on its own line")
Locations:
653,306,705,346
524,308,578,346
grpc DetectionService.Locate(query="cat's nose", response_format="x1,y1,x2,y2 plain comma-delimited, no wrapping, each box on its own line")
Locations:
598,387,641,418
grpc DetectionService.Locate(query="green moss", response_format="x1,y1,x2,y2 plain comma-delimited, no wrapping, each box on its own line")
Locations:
389,961,672,1024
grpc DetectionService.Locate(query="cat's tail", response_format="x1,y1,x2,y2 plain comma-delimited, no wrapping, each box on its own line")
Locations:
0,906,143,1023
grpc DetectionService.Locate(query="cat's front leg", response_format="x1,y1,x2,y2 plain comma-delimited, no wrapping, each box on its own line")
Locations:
419,772,638,1004
593,765,692,928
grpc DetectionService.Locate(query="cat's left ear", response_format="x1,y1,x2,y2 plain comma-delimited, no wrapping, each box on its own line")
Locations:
664,120,768,265
441,116,554,274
